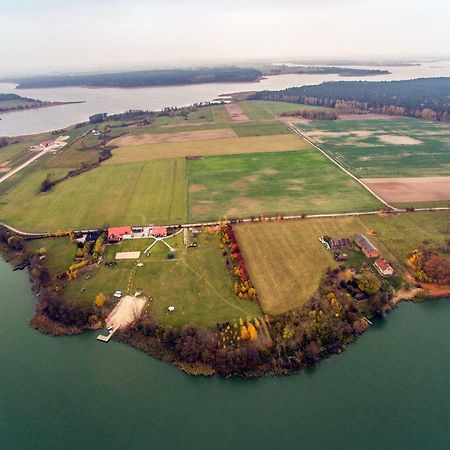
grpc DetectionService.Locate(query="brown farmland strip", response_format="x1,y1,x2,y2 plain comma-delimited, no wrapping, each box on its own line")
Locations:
110,128,237,146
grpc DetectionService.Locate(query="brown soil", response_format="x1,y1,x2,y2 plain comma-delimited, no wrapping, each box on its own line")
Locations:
111,128,237,146
378,135,423,145
191,202,213,216
189,184,207,193
225,103,249,122
227,197,262,216
362,177,450,202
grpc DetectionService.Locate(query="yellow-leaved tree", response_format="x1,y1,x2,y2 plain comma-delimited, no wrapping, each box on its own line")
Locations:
240,325,249,340
248,323,258,341
94,293,106,307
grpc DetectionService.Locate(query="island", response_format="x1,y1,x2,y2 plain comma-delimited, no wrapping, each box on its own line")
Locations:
1,82,449,377
4,65,390,89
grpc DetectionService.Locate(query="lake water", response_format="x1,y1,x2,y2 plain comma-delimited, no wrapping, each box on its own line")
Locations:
1,258,449,450
1,60,450,136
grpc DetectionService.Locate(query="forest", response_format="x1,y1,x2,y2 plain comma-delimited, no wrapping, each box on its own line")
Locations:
0,93,38,102
10,68,263,88
264,65,390,77
249,77,450,121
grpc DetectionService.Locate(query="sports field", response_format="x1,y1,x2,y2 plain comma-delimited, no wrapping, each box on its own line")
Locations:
63,232,261,327
296,118,450,177
0,159,187,231
106,134,305,164
188,150,382,222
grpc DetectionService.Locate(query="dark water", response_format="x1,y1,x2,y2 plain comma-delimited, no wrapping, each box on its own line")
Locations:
0,258,449,450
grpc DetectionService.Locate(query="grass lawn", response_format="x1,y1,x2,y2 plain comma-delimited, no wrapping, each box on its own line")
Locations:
188,150,382,222
0,159,187,231
106,134,305,164
296,118,450,177
239,100,334,121
63,232,261,327
234,217,397,315
28,237,76,274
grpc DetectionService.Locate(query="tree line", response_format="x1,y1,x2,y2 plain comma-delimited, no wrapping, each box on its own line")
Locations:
249,77,450,121
13,68,263,89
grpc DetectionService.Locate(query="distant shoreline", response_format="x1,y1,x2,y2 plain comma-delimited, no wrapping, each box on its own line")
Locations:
0,100,85,115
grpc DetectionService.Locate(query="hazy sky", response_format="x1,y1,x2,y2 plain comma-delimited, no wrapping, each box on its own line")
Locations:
1,0,449,75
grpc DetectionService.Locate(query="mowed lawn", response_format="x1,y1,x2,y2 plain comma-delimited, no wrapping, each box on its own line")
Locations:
64,233,261,327
188,150,381,222
0,159,187,231
296,118,450,177
106,134,305,164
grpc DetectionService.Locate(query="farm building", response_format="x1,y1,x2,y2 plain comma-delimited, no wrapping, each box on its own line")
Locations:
374,257,394,276
355,234,379,258
151,226,168,237
329,238,351,249
107,226,132,243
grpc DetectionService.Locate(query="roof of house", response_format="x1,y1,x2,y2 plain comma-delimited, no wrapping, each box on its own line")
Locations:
40,140,54,146
355,234,378,253
375,257,393,272
151,226,167,235
108,226,132,238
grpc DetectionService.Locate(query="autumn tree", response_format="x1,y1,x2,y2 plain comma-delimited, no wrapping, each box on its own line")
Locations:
248,323,258,341
357,272,381,296
240,325,249,340
94,293,106,307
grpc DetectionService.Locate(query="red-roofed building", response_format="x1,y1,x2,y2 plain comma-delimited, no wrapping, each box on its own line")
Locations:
107,226,132,243
39,140,54,148
374,257,394,276
151,226,168,237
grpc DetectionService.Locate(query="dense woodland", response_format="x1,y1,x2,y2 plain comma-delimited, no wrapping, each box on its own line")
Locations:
249,77,450,121
11,68,263,88
7,65,390,89
0,93,37,102
264,65,390,77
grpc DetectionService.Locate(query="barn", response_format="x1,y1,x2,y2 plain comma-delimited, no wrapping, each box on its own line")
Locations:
355,234,379,258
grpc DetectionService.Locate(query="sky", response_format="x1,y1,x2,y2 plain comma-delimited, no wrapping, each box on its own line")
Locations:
0,0,449,76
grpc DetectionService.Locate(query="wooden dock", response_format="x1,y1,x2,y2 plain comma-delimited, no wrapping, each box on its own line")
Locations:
96,327,119,343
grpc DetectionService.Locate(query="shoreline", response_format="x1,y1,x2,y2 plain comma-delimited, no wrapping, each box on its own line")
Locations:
0,100,85,116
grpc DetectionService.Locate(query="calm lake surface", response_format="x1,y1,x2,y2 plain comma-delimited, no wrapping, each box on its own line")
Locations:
1,60,450,136
1,258,449,450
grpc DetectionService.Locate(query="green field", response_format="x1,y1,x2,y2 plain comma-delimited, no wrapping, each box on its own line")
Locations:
106,134,304,164
235,216,397,314
363,211,450,261
296,118,450,177
235,211,450,314
0,159,187,231
62,232,261,327
230,122,291,137
239,100,334,121
188,150,382,222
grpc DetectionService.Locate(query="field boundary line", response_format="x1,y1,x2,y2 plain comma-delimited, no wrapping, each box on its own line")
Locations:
287,123,400,211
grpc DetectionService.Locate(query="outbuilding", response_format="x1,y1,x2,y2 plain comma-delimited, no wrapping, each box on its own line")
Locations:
355,234,379,258
374,257,394,276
